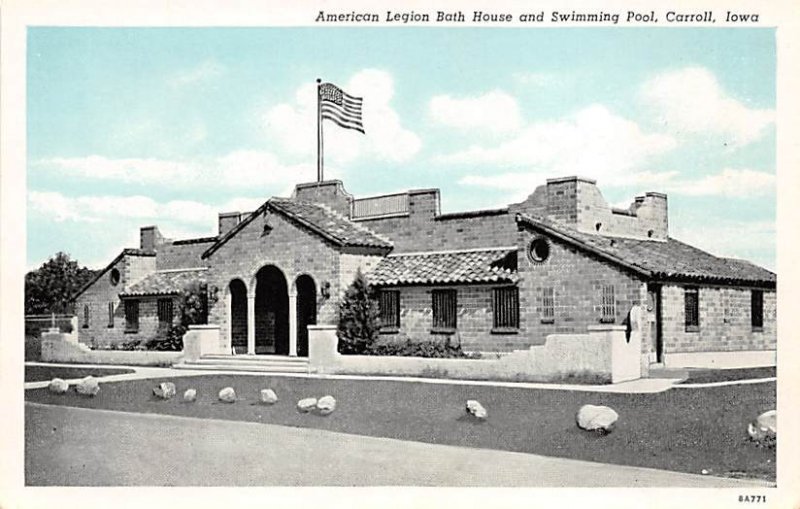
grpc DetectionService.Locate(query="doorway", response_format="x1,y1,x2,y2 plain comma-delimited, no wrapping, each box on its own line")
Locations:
255,265,289,355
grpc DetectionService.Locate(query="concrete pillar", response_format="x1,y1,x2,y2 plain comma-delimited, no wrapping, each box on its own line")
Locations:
308,325,338,374
289,290,298,357
247,296,256,355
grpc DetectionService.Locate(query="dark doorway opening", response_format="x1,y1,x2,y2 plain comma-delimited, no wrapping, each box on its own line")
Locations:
647,283,663,364
255,265,289,355
229,279,248,354
295,275,317,357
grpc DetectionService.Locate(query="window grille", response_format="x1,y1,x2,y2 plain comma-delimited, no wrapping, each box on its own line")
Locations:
158,299,174,327
125,300,139,331
83,305,89,328
542,287,555,322
493,286,519,329
684,287,699,331
432,289,457,330
379,290,400,329
108,302,114,328
601,285,616,323
751,290,764,329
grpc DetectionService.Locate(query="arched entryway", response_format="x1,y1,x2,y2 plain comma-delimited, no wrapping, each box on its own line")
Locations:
255,265,289,355
229,279,248,354
295,274,317,357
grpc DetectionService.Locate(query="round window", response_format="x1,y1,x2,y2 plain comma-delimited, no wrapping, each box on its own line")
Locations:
528,237,550,263
110,268,121,286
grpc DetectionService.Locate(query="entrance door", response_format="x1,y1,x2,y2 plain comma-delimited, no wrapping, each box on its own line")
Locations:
295,275,317,357
255,265,289,355
647,283,663,363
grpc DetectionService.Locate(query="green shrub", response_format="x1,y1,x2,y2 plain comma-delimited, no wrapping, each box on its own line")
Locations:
337,269,380,354
367,335,472,359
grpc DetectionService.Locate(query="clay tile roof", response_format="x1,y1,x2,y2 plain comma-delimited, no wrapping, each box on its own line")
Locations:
516,214,776,286
202,198,392,258
119,268,208,297
268,198,392,249
368,247,519,286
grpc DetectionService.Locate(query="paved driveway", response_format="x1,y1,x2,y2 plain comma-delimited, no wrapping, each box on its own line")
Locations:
25,403,773,487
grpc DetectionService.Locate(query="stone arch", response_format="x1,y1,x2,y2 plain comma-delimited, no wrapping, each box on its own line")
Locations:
254,265,289,355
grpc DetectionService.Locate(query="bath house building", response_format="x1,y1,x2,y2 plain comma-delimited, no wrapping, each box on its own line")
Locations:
72,176,777,371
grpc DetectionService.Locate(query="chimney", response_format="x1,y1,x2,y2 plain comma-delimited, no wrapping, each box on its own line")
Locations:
139,225,163,252
218,212,242,236
635,192,669,239
407,188,440,222
292,180,353,217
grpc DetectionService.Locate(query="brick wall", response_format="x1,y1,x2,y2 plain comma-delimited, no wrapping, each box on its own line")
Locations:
659,284,776,353
156,240,214,270
74,253,184,347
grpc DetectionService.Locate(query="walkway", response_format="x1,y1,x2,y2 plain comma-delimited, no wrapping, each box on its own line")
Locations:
25,403,774,487
24,361,682,393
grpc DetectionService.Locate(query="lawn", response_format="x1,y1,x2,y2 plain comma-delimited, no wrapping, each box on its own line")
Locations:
679,367,776,384
25,365,135,383
25,375,776,481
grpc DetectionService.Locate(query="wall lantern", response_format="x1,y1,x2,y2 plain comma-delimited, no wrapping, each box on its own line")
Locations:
320,281,331,299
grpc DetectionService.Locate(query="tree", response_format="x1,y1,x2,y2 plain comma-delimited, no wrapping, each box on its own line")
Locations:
25,252,97,315
337,269,380,354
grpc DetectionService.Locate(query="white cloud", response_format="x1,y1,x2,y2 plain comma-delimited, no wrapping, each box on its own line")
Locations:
262,69,421,164
440,104,676,181
33,150,317,194
168,60,226,88
661,168,775,198
641,67,774,147
429,90,523,134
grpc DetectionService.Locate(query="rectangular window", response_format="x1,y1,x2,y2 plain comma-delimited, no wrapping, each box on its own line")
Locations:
158,299,174,328
751,290,764,330
432,289,457,332
541,287,555,323
493,286,519,330
684,287,699,331
107,302,114,328
600,285,616,323
125,300,139,332
82,305,89,328
379,290,400,330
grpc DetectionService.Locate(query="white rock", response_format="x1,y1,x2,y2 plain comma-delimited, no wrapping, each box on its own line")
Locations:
76,376,100,397
183,388,197,402
576,404,618,433
297,397,317,413
153,382,176,400
218,387,236,403
260,389,278,405
48,378,69,394
466,400,488,419
748,409,776,443
316,395,336,415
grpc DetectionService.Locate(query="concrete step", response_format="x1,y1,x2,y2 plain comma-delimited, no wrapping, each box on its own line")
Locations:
173,362,310,373
201,354,309,364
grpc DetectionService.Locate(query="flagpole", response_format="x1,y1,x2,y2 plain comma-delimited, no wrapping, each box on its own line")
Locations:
316,78,323,183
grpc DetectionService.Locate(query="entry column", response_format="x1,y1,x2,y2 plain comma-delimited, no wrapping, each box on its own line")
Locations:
247,295,255,355
288,289,297,357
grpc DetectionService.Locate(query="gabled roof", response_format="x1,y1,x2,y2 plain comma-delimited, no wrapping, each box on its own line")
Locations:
71,248,155,301
368,247,518,286
516,213,776,287
119,268,208,298
202,197,392,259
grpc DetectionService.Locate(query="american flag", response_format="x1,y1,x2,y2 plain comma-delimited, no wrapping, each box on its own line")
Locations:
319,82,365,134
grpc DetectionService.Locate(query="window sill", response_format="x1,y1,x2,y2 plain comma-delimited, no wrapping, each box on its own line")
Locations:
599,317,616,324
491,327,519,335
685,325,700,333
430,327,456,335
124,329,139,334
752,327,764,333
540,318,555,324
379,327,400,335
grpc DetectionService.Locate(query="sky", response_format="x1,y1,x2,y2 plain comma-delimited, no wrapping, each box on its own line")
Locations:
26,27,776,271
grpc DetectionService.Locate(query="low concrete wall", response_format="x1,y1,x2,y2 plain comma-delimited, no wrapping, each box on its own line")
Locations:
309,324,641,384
182,325,224,362
664,350,776,369
41,330,182,366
